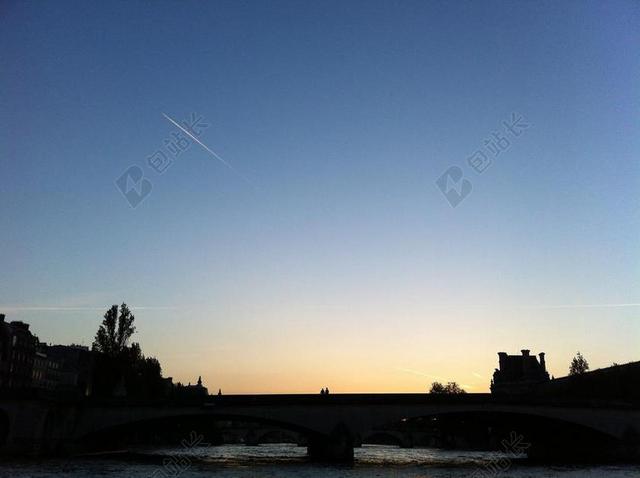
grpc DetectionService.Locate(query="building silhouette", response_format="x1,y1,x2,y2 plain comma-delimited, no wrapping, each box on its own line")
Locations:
491,349,550,395
173,375,209,399
33,343,93,396
1,314,95,396
32,346,60,391
0,314,37,389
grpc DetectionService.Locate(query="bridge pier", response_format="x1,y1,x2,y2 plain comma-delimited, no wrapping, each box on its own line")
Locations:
307,424,354,463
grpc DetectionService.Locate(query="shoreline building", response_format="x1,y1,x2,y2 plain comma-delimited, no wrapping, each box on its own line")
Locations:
33,343,93,396
491,349,550,395
0,314,37,389
174,375,209,399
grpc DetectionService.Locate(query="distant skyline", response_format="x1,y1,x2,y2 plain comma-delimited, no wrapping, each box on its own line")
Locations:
1,0,639,392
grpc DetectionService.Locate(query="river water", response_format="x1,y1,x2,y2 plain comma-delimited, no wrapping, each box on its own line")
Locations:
1,444,638,477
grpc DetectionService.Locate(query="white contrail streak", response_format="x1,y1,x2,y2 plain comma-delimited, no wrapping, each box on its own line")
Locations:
516,303,640,310
161,112,252,184
417,303,640,311
396,368,443,381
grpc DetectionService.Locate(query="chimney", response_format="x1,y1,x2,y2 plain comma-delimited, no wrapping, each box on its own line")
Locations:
521,349,530,376
498,352,507,370
539,352,546,371
0,313,4,323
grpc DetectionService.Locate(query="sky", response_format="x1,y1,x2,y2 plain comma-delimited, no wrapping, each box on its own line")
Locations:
1,0,639,393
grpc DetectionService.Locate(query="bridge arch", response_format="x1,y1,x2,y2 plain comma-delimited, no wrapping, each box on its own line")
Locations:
373,408,626,459
76,411,322,453
355,403,631,443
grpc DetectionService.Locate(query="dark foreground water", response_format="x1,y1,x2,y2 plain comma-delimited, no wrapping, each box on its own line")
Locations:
1,444,638,477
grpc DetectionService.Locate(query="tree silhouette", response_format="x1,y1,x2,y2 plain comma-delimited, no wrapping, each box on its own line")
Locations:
92,303,136,357
429,381,466,394
569,351,589,375
91,303,164,398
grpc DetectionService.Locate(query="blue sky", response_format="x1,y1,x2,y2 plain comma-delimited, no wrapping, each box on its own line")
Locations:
1,1,639,392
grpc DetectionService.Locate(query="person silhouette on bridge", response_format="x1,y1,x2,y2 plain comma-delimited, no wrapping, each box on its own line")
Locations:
320,388,325,395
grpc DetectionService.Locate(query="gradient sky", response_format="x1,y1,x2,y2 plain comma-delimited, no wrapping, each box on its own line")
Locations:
1,1,639,393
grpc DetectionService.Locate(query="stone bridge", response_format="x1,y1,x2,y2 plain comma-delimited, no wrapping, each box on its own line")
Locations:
1,394,639,461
